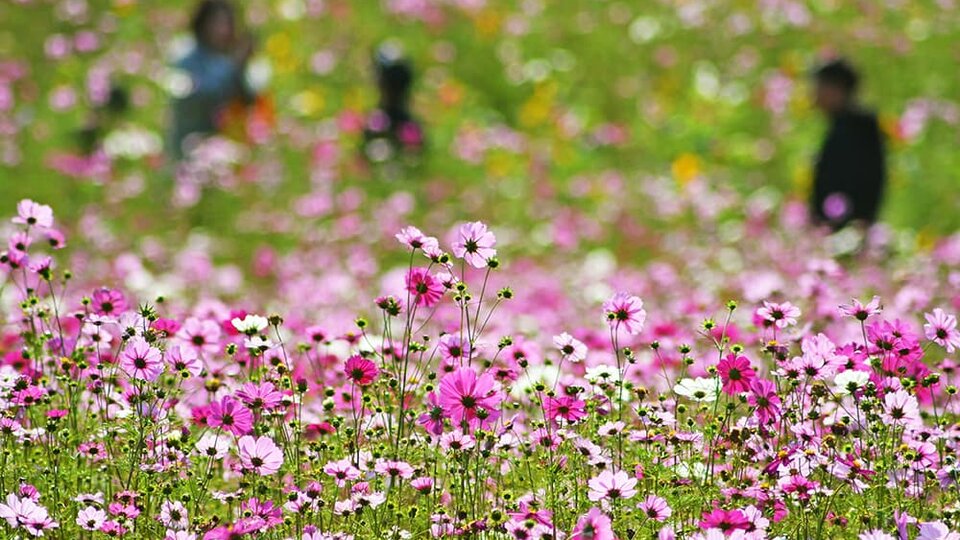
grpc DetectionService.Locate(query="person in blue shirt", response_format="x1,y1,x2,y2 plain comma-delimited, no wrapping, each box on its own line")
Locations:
168,0,254,159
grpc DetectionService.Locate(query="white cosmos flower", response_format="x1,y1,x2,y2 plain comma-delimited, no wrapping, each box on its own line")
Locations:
833,370,870,395
585,364,620,384
673,377,720,402
232,314,269,334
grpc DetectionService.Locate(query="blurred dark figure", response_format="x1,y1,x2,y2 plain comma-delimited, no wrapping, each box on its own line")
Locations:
810,59,886,229
168,0,254,159
362,44,424,163
78,85,129,155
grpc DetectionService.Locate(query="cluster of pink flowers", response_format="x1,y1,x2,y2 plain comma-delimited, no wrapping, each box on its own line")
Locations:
2,200,960,540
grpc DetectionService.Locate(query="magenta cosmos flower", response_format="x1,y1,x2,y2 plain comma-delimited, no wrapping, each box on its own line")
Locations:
924,308,960,353
544,395,587,423
603,292,646,335
698,508,751,533
437,367,502,428
717,353,756,395
570,507,615,540
451,221,496,268
747,379,781,425
237,435,284,476
405,267,444,307
344,355,379,386
587,470,637,502
207,396,254,436
120,337,164,381
839,296,882,321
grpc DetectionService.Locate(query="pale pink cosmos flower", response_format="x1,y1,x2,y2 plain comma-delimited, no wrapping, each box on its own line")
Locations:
323,459,361,487
603,292,646,335
119,337,164,381
76,506,106,531
451,221,496,268
638,495,672,521
758,301,801,329
12,199,54,228
396,226,439,253
587,470,637,502
237,436,284,476
554,332,587,363
839,296,882,321
883,390,921,426
924,308,960,353
570,507,615,540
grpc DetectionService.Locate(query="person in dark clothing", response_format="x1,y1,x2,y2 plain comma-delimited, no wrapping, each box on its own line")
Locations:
810,59,887,230
362,44,424,163
168,0,254,159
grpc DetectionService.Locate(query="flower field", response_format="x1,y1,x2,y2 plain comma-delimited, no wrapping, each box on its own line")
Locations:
2,1,960,540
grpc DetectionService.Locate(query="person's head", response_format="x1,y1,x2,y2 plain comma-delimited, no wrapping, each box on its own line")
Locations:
374,44,413,107
813,59,860,115
191,0,236,52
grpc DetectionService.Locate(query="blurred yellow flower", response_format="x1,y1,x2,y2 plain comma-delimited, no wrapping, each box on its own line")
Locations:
291,89,325,117
439,80,465,107
792,163,812,195
266,33,292,62
475,9,502,37
672,153,701,184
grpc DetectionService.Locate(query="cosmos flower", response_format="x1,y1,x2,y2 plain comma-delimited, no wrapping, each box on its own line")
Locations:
638,495,672,522
717,353,756,395
405,267,444,307
924,308,960,353
344,356,379,386
603,292,646,335
587,470,637,502
12,199,54,228
554,332,587,363
757,301,801,329
237,436,284,476
119,337,164,381
207,396,254,436
673,377,720,402
570,508,615,540
451,221,496,268
437,367,502,428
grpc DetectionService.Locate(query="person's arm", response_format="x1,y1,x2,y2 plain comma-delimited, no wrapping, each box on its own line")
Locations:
856,117,886,223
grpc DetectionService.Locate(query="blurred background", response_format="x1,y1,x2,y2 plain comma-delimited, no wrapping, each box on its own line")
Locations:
1,0,958,270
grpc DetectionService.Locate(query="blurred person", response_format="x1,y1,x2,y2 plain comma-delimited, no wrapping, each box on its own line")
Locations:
77,84,129,155
362,43,424,165
810,58,886,230
168,0,255,159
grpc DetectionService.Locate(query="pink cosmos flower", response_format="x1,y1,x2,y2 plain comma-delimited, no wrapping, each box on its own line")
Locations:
917,522,960,540
237,436,284,476
417,392,445,436
757,301,801,329
165,345,203,377
451,221,496,268
373,459,415,479
120,337,164,381
0,494,58,536
235,382,285,410
405,267,444,307
12,199,54,228
554,332,587,363
438,334,472,366
587,470,638,502
344,355,379,385
603,292,646,335
570,507,616,540
396,226,439,253
883,389,921,426
839,296,882,321
924,308,960,353
177,317,222,355
438,367,502,428
207,396,254,436
76,506,106,531
747,379,781,425
717,353,756,395
638,495,672,521
159,500,189,530
698,508,751,533
91,287,127,316
544,395,588,423
859,531,896,540
323,459,361,487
